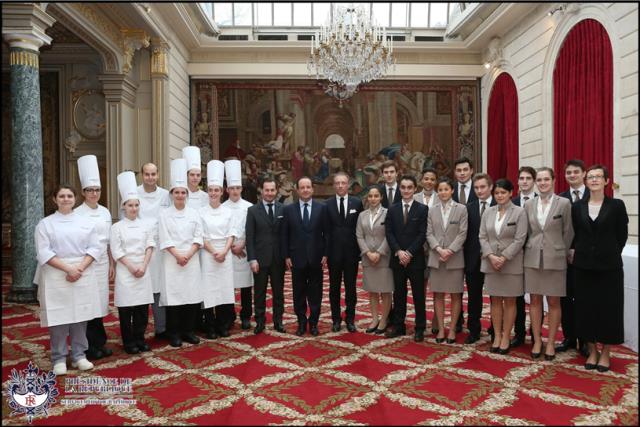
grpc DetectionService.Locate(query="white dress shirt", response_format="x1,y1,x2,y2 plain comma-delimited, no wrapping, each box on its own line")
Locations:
536,195,554,228
495,208,507,235
457,180,472,202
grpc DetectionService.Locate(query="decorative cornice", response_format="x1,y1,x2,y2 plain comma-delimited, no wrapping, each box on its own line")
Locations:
71,3,122,48
98,74,138,107
2,3,55,51
121,29,150,74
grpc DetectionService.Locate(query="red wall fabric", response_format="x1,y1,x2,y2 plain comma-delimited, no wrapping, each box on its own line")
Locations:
487,72,519,183
553,19,613,195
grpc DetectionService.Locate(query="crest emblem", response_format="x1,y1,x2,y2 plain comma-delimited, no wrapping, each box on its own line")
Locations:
7,361,59,423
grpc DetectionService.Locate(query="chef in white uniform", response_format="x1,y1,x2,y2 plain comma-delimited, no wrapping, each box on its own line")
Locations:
199,160,236,338
35,184,102,376
136,163,171,340
74,155,114,361
111,171,155,354
158,158,204,347
222,159,254,330
183,146,209,209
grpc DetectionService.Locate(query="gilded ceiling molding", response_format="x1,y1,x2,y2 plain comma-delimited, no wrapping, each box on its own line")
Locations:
121,29,150,74
71,3,122,47
150,38,170,77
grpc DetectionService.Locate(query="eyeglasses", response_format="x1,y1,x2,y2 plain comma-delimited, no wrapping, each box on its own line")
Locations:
84,188,101,193
586,175,605,181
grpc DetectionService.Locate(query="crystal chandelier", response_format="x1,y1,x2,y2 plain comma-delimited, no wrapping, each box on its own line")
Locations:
308,4,395,103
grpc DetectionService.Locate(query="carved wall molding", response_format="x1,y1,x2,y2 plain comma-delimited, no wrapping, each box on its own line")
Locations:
121,29,150,74
150,38,170,76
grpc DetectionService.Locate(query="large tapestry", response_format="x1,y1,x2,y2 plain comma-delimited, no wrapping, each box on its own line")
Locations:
191,80,479,199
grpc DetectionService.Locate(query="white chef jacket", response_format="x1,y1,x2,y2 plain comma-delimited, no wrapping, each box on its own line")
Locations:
74,202,111,263
222,198,254,289
187,189,209,210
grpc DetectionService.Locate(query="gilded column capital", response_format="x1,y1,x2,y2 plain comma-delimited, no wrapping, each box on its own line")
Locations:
151,38,170,77
2,3,55,51
121,29,150,74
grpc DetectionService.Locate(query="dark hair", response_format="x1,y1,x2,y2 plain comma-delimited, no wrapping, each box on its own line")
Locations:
472,173,493,187
52,184,77,198
296,176,313,187
399,174,417,187
454,156,473,169
493,178,514,193
518,166,537,179
536,166,555,180
367,185,382,197
381,160,397,172
586,164,610,180
261,178,278,189
564,158,586,172
421,167,438,178
436,176,454,190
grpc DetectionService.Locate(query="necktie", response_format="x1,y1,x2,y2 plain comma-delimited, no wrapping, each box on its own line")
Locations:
403,203,410,224
480,201,487,216
267,203,274,221
573,190,581,203
459,184,466,205
388,187,394,205
339,196,345,219
303,203,310,227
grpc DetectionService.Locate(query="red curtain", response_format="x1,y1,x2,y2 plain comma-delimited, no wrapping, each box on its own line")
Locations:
487,72,519,183
553,19,613,195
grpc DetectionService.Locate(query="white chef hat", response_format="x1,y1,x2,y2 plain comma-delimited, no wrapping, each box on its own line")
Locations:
182,146,201,172
170,158,188,191
77,155,101,189
117,171,138,205
207,160,225,188
224,159,242,187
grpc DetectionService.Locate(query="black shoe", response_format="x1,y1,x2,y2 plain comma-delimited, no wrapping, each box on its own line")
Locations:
446,338,456,344
155,331,169,341
241,319,251,330
346,322,357,333
531,351,542,359
464,334,479,344
544,353,556,361
205,331,218,339
585,362,598,370
414,330,424,342
169,336,182,347
555,338,576,353
137,342,151,352
100,347,113,358
254,322,265,335
374,328,387,335
124,345,140,354
385,328,406,338
295,324,306,336
85,347,104,361
310,325,319,336
498,346,510,355
181,333,200,345
490,346,500,353
331,322,341,332
509,336,525,348
217,329,230,338
365,322,380,333
274,323,286,333
435,337,445,344
596,364,610,373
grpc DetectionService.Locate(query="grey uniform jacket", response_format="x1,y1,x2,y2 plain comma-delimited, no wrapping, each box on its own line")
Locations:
426,201,468,269
479,202,527,275
356,208,391,268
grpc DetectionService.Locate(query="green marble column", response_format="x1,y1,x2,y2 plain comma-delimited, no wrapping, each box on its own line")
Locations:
7,47,43,303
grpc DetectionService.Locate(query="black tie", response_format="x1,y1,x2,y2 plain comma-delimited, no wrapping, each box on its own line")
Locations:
403,203,410,224
303,203,310,228
267,203,274,221
388,187,394,204
573,190,581,203
339,196,345,219
480,201,487,216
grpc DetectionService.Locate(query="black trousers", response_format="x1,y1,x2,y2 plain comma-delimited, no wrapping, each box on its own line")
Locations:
392,267,426,332
231,288,253,322
203,306,232,334
291,264,324,326
465,266,485,337
328,258,359,324
560,265,578,342
118,305,149,346
217,304,236,331
166,304,199,337
86,317,108,350
253,261,285,324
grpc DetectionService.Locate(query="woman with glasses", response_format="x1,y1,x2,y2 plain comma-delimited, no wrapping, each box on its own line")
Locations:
572,165,628,372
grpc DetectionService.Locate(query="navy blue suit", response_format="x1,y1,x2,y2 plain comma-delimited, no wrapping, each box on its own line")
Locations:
453,181,478,205
385,200,428,332
281,200,329,327
326,196,363,324
379,183,402,208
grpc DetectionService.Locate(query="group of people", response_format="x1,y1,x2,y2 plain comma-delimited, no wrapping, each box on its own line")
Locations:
34,147,628,377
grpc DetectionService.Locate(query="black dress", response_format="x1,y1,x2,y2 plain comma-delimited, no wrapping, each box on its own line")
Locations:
571,197,628,345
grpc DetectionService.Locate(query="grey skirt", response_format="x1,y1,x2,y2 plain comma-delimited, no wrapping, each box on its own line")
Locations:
362,265,394,293
485,272,524,297
524,267,566,297
429,267,464,293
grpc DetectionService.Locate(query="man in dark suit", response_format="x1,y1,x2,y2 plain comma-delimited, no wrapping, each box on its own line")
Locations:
557,158,590,357
246,178,286,335
510,166,539,348
281,176,329,337
326,172,364,332
379,160,402,208
463,173,496,344
384,175,428,342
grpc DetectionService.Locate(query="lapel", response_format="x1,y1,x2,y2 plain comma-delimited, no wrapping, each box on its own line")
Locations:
445,203,459,233
579,200,593,231
402,201,418,229
497,204,514,238
529,197,542,233
541,195,560,230
592,197,611,225
295,201,304,226
257,201,271,224
309,200,320,227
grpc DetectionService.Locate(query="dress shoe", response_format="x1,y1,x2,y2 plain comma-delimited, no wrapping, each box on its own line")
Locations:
544,353,556,361
584,362,598,370
498,346,510,355
374,327,387,335
435,337,445,344
414,330,425,342
555,338,576,353
464,334,479,344
274,323,286,333
169,336,183,347
490,346,500,353
510,336,525,348
365,322,380,333
137,342,151,352
331,322,341,333
309,325,319,336
446,338,456,344
182,333,200,345
531,351,542,359
385,328,406,338
71,358,94,371
124,345,140,355
205,331,218,339
217,329,230,338
254,322,265,335
85,347,104,361
295,324,306,336
154,331,169,341
596,364,610,373
241,319,252,330
100,347,113,357
346,322,357,333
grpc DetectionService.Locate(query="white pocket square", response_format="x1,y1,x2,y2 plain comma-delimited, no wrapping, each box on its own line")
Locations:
349,209,357,213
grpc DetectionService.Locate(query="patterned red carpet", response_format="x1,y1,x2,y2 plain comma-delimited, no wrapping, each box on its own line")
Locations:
2,268,638,425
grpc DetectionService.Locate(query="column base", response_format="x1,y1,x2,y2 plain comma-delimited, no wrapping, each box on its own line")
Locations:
6,288,37,304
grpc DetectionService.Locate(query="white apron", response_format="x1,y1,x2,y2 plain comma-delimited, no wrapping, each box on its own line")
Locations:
93,254,110,317
223,198,254,289
200,238,235,308
114,254,154,307
148,247,163,294
160,250,202,306
38,257,100,327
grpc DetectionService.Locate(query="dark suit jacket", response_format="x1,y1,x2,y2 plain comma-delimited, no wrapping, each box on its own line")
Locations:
379,183,402,208
385,200,428,270
452,181,478,205
246,201,284,267
464,198,497,272
326,195,363,263
560,187,591,204
281,200,329,269
512,193,538,207
571,197,628,271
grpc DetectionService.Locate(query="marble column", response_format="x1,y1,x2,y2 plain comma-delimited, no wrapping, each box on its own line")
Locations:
2,4,55,303
150,39,170,188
